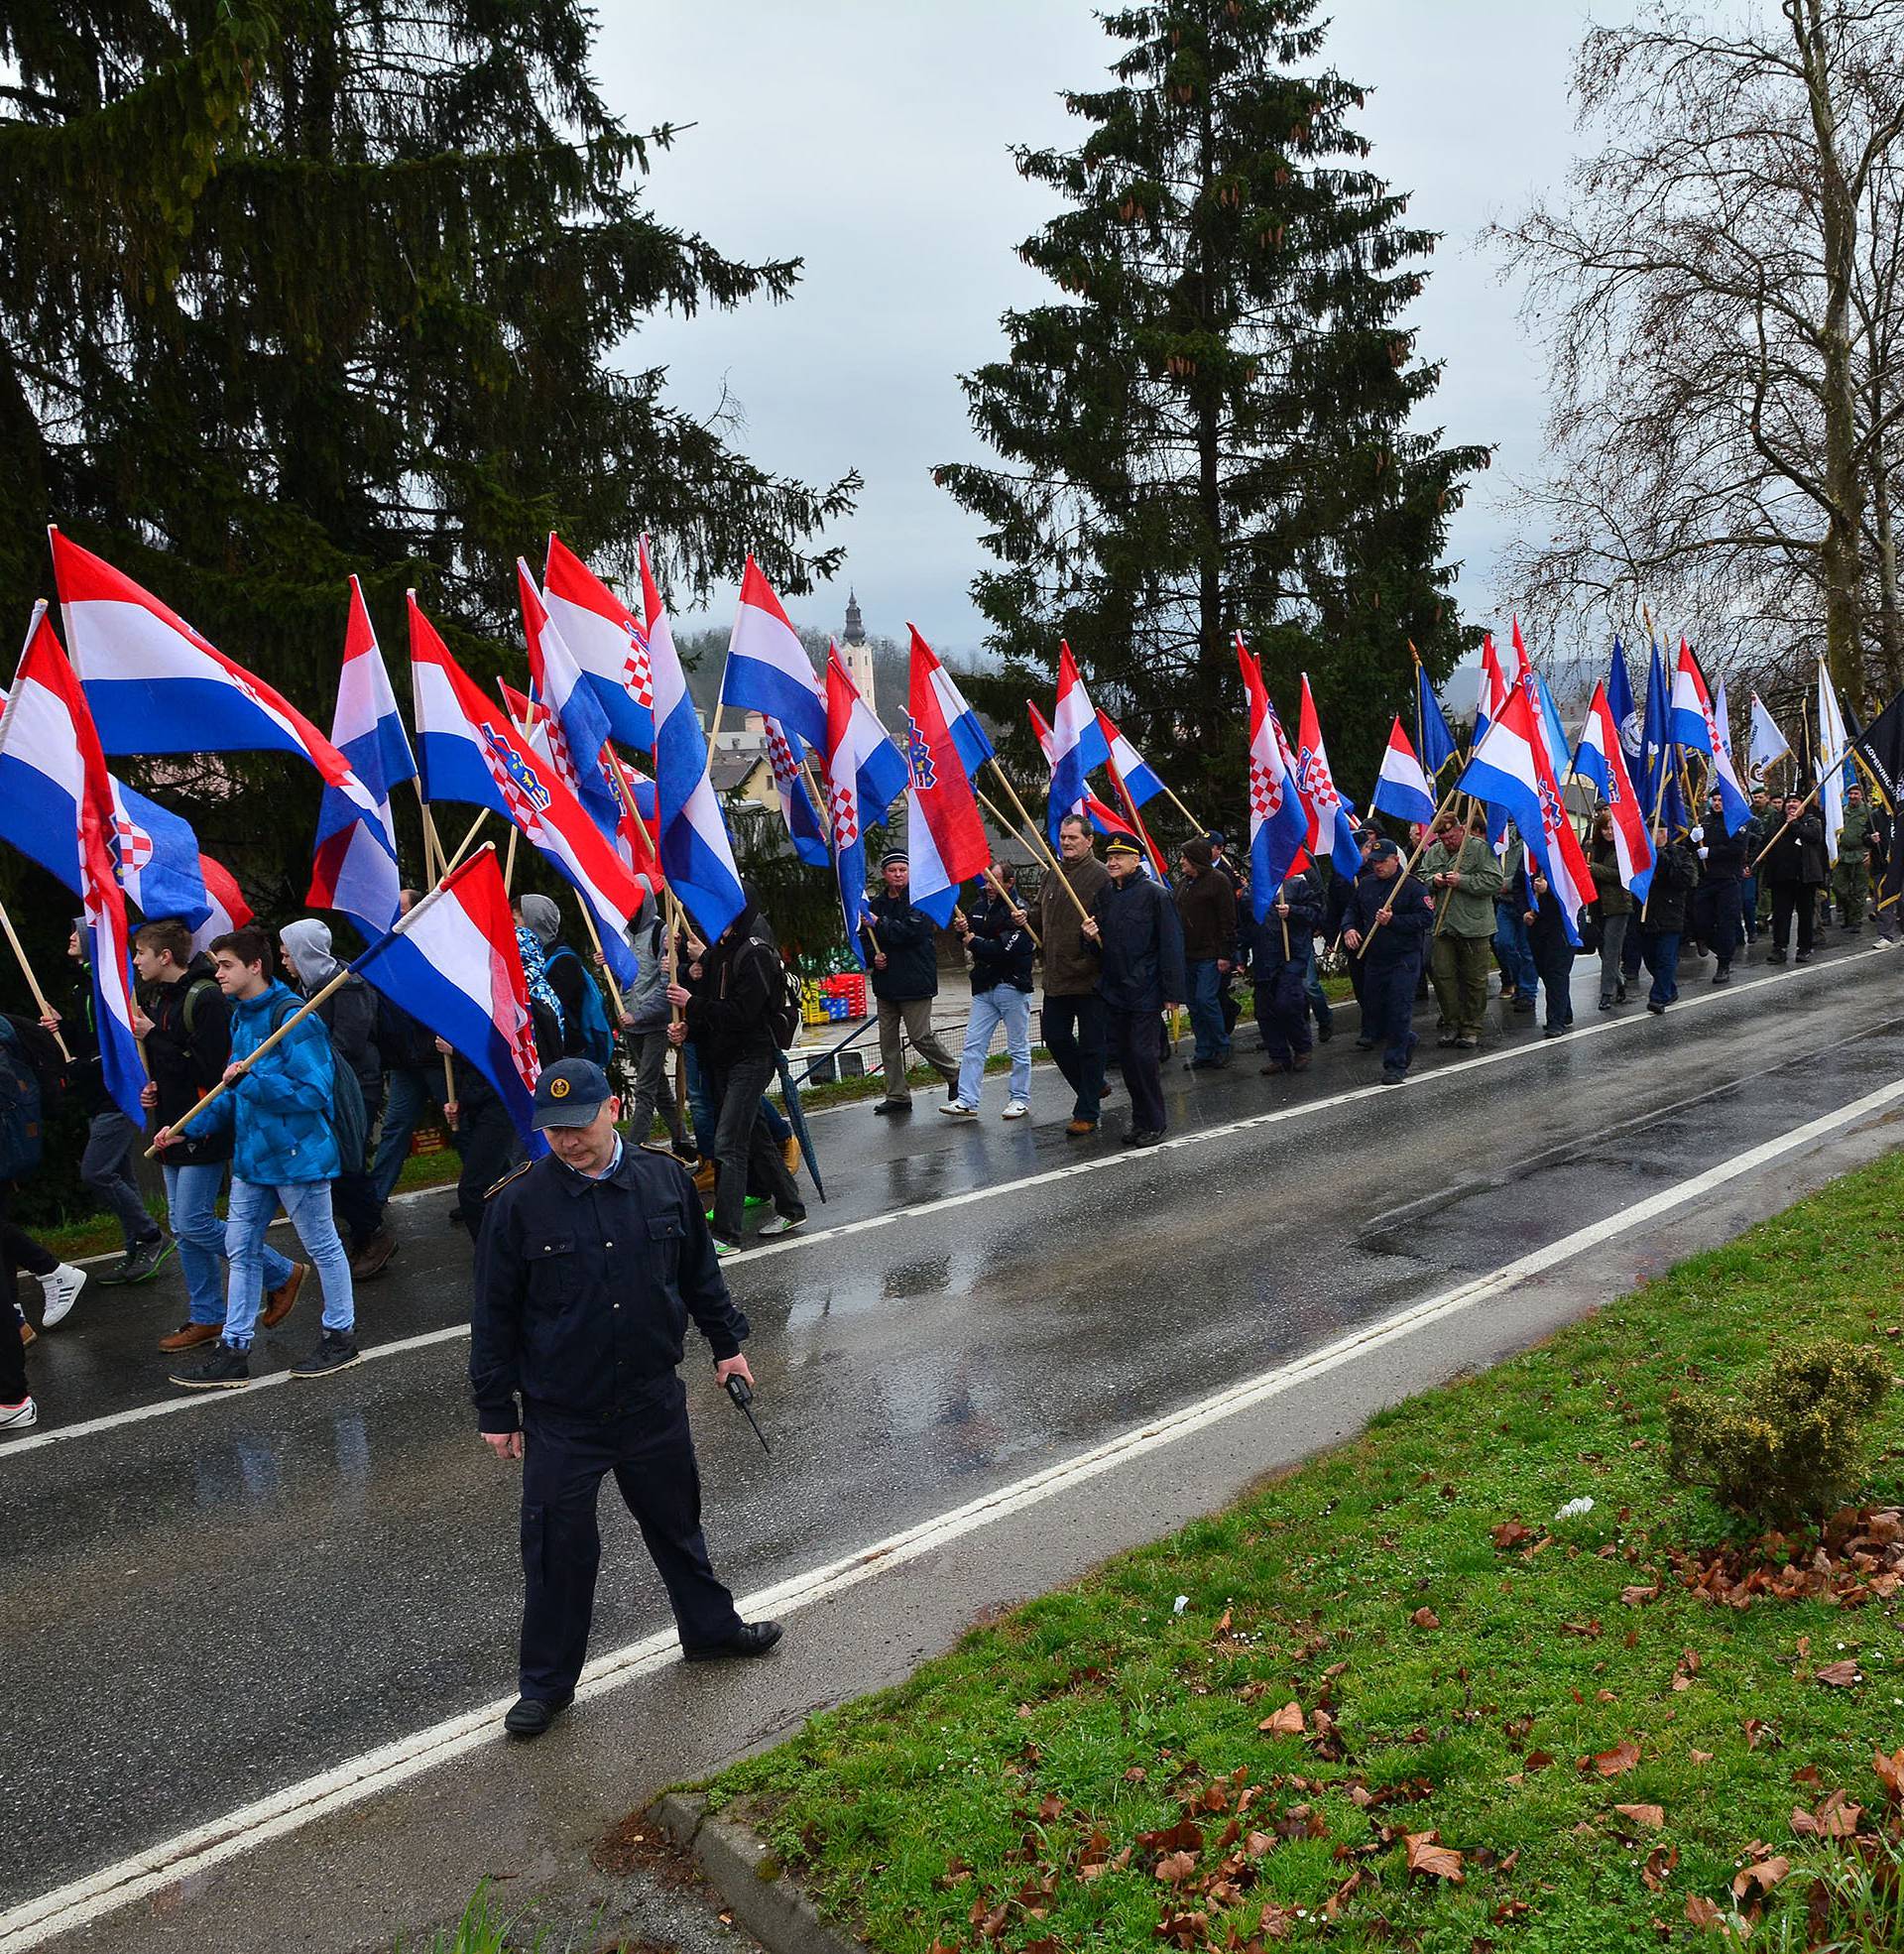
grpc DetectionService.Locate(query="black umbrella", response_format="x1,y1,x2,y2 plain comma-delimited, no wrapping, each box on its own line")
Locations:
775,1048,826,1202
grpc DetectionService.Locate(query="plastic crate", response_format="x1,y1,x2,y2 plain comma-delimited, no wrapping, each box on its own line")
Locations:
824,996,851,1021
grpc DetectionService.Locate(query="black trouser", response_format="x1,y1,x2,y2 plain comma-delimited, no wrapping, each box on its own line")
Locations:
1769,882,1816,956
1531,935,1574,1031
1041,993,1108,1122
454,1093,521,1236
707,1051,802,1242
0,1184,52,1404
1692,880,1740,968
519,1380,743,1697
1111,1008,1166,1133
1254,955,1311,1064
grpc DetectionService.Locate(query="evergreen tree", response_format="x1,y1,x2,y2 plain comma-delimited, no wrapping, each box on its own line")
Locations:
0,1,855,915
935,0,1487,810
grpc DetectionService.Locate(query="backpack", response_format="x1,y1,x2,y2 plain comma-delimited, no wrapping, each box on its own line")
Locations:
543,946,615,1067
6,1012,69,1116
269,996,367,1171
755,939,803,1049
0,1017,46,1182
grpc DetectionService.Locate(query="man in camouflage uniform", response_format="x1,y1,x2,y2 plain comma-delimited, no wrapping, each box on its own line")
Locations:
1836,782,1871,934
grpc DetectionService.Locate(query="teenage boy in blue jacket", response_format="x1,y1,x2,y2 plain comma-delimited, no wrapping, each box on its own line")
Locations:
157,925,358,1389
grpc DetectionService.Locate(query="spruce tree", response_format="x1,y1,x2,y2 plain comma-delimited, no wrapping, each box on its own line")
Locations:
935,0,1487,810
0,2,855,910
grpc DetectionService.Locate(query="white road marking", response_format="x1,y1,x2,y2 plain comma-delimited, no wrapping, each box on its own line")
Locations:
5,946,1892,1460
4,1070,1903,1950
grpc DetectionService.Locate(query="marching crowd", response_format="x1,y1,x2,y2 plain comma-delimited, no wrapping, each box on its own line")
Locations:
0,784,1885,1434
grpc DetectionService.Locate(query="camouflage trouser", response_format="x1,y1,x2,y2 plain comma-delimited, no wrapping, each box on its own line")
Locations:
1836,862,1869,926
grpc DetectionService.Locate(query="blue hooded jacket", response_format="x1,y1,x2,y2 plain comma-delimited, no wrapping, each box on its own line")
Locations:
182,979,339,1185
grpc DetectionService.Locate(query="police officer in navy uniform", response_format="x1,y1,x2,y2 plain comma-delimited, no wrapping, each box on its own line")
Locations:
470,1057,781,1740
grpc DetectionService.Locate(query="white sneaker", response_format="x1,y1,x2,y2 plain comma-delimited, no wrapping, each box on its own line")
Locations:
0,1396,37,1430
758,1213,806,1238
938,1101,978,1119
38,1264,87,1329
1003,1101,1029,1120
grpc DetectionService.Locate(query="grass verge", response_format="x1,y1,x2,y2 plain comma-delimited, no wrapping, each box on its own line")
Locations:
709,1148,1904,1950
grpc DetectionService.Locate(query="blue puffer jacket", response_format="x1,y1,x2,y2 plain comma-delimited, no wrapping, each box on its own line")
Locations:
182,980,339,1185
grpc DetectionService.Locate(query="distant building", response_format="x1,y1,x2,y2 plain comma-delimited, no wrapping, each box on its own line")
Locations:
840,588,876,715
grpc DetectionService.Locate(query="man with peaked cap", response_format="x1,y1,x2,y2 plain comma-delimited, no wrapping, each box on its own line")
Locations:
1081,834,1186,1146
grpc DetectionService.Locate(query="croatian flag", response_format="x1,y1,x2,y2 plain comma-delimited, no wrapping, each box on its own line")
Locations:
355,845,543,1149
1574,679,1656,901
0,605,146,1122
1458,681,1596,946
1713,677,1733,758
1237,636,1310,925
641,537,745,942
906,628,991,924
1670,641,1749,827
1748,692,1791,778
310,575,409,941
541,533,655,752
1371,716,1438,828
910,626,994,777
618,755,658,826
1475,633,1509,741
110,778,210,926
409,594,646,986
520,560,619,842
1511,619,1573,781
763,716,829,867
1046,645,1110,844
1416,661,1458,776
1295,675,1364,878
190,852,252,954
722,557,826,754
823,653,877,968
1096,708,1165,808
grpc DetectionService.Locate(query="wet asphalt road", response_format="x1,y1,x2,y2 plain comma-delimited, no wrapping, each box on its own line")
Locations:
4,934,1904,1918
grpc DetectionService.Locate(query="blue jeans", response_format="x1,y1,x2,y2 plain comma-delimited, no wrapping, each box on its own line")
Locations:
1187,959,1231,1062
1643,930,1682,1008
165,1161,295,1328
371,1064,455,1206
957,985,1032,1106
1492,904,1537,998
223,1178,353,1348
1738,875,1759,939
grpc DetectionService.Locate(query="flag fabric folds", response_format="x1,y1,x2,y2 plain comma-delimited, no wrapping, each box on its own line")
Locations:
1511,621,1572,782
723,556,826,754
1237,637,1310,924
640,538,745,943
1606,639,1644,789
0,604,146,1122
354,846,543,1149
409,594,645,986
1475,633,1509,742
1458,681,1596,946
519,560,619,842
1748,692,1791,779
310,575,409,940
1574,680,1656,901
909,627,994,777
110,777,211,927
190,852,252,954
1294,675,1364,878
1670,642,1750,828
1047,645,1110,843
1817,661,1849,863
1096,708,1165,808
763,716,829,867
540,533,655,752
1415,662,1457,776
823,653,877,968
905,630,991,925
1371,716,1438,828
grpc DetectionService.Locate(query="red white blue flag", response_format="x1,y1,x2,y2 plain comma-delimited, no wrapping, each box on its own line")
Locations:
1371,716,1437,829
1574,678,1656,900
1238,636,1310,924
905,628,991,924
541,533,655,752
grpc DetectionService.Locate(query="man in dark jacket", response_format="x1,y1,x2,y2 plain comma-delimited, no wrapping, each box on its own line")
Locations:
1639,826,1700,1012
1739,785,1774,942
132,919,303,1353
1690,790,1745,983
1761,794,1829,963
1254,870,1324,1075
1036,814,1113,1136
1520,860,1575,1038
1174,836,1238,1071
1342,840,1433,1083
945,864,1036,1119
669,893,804,1253
469,1058,781,1740
1082,835,1186,1146
863,849,959,1115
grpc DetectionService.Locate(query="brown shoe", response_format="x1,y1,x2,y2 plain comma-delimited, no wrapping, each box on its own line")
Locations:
159,1321,220,1353
781,1135,800,1177
1291,1051,1312,1071
261,1262,308,1329
349,1228,399,1281
1065,1118,1097,1137
692,1160,716,1198
19,1318,35,1348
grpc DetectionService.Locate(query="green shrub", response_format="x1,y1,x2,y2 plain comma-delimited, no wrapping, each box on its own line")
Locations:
1666,1337,1893,1528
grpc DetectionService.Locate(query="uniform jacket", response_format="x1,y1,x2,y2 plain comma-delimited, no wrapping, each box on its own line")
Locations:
1090,873,1188,1014
1588,833,1633,917
1251,871,1323,973
1642,839,1700,933
1036,853,1111,994
1419,833,1504,937
1698,810,1746,882
964,886,1035,995
1174,864,1238,963
1762,810,1829,887
683,896,781,1069
1343,869,1434,969
182,979,339,1185
864,888,940,1002
469,1146,749,1432
139,954,232,1166
1840,803,1872,873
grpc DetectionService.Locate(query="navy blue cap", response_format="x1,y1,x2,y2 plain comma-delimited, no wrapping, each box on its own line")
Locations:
532,1057,612,1131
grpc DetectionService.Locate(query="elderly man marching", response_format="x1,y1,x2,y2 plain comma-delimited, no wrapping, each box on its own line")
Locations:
1420,804,1504,1050
1080,834,1186,1147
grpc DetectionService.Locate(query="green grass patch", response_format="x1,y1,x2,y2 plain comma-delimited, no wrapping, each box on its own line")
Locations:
710,1149,1904,1950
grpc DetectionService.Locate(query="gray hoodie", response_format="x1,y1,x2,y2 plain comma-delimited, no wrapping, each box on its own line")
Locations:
618,892,672,1031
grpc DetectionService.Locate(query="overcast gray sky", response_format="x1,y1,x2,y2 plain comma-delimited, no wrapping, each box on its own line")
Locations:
597,2,1596,657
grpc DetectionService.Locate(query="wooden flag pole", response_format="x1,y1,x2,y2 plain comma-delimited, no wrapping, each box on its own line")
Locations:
1,905,70,1060
1748,779,1829,874
1357,786,1458,960
502,827,519,894
1159,784,1204,837
414,781,445,881
442,809,491,879
976,783,1087,924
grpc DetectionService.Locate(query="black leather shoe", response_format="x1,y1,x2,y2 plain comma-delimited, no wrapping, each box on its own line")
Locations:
872,1100,910,1117
504,1692,572,1740
684,1619,784,1662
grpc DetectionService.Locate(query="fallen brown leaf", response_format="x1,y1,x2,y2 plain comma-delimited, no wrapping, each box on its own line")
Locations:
1684,1893,1725,1929
1615,1803,1665,1829
1404,1831,1465,1883
1732,1855,1790,1900
1411,1607,1441,1630
1154,1850,1197,1886
1257,1702,1304,1738
1592,1740,1642,1777
1815,1659,1861,1688
1689,1750,1714,1765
